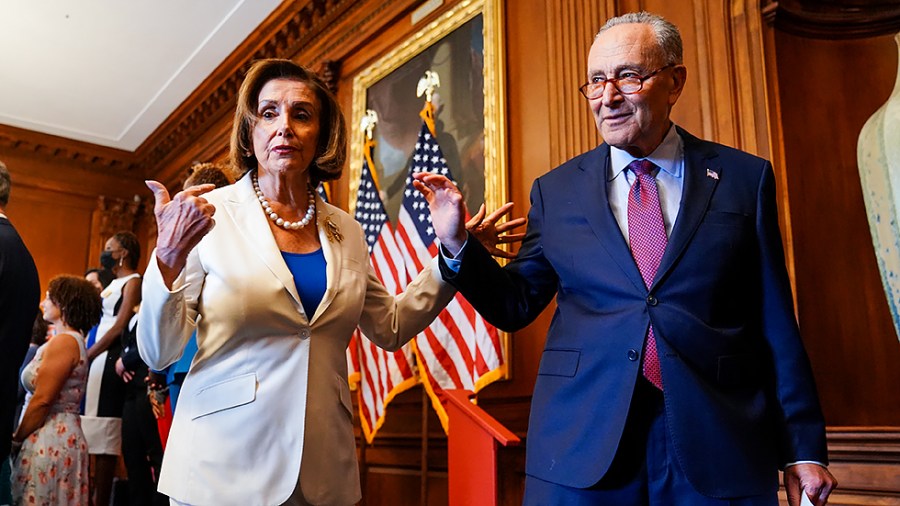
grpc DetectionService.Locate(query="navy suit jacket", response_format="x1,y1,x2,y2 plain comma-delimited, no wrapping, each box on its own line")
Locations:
440,128,827,498
0,216,40,460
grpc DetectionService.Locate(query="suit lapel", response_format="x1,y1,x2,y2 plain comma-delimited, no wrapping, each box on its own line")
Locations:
223,175,303,308
651,128,720,290
310,198,342,325
575,144,647,293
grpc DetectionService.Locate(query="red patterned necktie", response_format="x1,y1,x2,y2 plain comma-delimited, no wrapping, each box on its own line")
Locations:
627,159,666,390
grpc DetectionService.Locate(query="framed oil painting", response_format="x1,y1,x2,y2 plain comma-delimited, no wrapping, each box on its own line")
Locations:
348,0,510,388
349,0,506,222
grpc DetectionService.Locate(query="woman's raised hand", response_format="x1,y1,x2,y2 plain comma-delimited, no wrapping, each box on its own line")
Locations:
413,172,526,259
412,172,468,256
145,180,216,287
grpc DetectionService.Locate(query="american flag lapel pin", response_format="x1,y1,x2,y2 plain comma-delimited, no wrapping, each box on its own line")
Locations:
706,168,719,180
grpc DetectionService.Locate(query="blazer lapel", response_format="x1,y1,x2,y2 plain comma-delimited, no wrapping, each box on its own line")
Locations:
223,175,303,308
651,127,720,289
310,198,343,325
575,144,647,293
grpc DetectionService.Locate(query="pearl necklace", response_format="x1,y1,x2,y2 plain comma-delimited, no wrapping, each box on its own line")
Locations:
252,173,316,230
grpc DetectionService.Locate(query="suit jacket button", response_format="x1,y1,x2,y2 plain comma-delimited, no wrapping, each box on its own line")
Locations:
627,349,639,361
299,328,311,339
646,295,658,306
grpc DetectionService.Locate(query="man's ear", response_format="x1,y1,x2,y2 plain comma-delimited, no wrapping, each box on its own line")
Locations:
669,65,688,105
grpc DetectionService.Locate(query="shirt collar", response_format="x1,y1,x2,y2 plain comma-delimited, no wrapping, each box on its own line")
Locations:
608,124,683,181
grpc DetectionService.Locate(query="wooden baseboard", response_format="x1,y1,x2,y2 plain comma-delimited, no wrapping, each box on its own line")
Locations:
778,427,900,505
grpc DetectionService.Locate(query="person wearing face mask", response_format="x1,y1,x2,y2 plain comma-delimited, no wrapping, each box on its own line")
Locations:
82,231,142,506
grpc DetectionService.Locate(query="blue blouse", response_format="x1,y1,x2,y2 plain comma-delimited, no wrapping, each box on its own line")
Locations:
280,249,327,318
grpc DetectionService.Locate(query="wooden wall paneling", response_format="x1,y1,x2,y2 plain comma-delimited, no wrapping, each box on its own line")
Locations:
544,0,608,167
480,0,560,407
633,0,773,155
817,428,900,505
154,115,235,190
7,185,96,295
0,141,148,294
138,0,368,186
136,0,303,182
760,1,798,299
774,30,900,427
638,0,708,138
0,123,138,175
0,149,145,202
773,0,900,40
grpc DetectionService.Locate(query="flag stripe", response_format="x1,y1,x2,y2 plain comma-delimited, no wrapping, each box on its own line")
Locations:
394,120,505,432
352,154,419,443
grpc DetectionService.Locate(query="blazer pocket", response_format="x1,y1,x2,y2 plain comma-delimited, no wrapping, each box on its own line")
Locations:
191,372,258,420
538,349,581,377
703,210,751,226
337,374,353,418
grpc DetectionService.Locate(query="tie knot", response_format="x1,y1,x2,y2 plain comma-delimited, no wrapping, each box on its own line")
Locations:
628,159,656,177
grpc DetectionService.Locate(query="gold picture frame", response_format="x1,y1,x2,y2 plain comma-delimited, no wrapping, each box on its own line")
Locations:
349,0,506,221
348,0,510,382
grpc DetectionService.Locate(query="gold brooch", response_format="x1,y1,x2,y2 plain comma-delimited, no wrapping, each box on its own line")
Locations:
323,216,343,243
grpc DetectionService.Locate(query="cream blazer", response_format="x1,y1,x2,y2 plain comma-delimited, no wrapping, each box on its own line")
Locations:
138,175,455,506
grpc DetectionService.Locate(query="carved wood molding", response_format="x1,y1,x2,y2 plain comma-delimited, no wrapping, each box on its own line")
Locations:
825,428,900,500
1,0,394,182
134,0,357,177
95,195,145,237
764,0,900,39
828,427,900,463
544,0,608,167
318,59,342,94
0,124,137,173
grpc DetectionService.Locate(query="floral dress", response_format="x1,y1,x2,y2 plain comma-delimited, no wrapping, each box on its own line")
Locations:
12,332,90,505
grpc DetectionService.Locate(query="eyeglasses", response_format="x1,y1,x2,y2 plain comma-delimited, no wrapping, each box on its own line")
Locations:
579,64,675,99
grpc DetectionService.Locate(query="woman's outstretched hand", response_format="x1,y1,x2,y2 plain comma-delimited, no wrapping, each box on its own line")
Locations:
146,180,217,287
466,203,525,259
413,172,526,259
412,172,469,256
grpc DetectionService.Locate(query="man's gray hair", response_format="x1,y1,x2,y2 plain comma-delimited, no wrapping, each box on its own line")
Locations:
0,160,10,207
597,12,683,66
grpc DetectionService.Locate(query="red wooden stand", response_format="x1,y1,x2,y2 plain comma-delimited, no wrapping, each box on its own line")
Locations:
445,389,521,506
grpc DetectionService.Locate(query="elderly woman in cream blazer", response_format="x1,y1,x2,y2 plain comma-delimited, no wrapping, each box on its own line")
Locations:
139,59,471,506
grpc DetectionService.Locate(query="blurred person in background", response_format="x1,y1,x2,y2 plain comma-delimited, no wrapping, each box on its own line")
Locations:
12,275,102,505
83,232,142,506
83,267,113,363
13,316,49,430
116,305,167,506
0,159,40,505
85,267,115,294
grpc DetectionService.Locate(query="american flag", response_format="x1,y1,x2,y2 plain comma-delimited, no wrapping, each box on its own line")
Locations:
353,152,419,443
316,182,330,203
395,117,505,431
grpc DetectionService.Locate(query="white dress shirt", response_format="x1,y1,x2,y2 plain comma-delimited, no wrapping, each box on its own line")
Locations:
607,123,684,243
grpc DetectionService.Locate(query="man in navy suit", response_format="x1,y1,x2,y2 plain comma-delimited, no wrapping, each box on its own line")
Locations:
414,11,837,506
0,160,40,503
